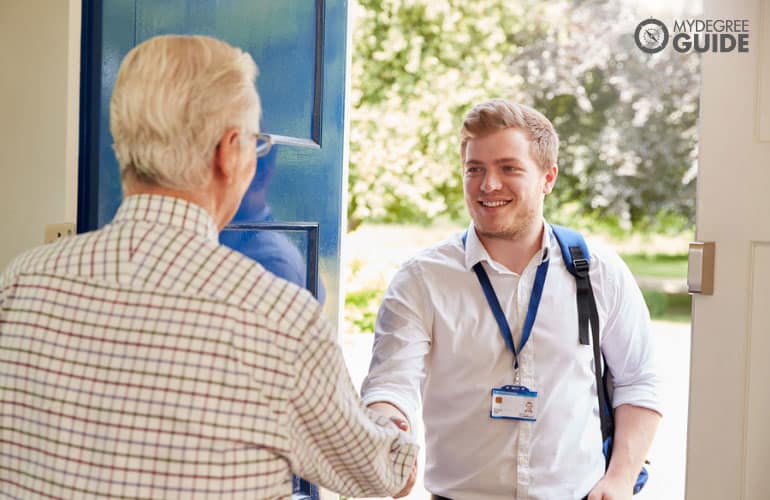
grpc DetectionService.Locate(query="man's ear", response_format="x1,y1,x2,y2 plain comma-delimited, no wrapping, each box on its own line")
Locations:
213,128,242,184
543,164,558,195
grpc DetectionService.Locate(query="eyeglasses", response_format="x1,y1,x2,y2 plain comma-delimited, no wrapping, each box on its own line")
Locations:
256,133,272,158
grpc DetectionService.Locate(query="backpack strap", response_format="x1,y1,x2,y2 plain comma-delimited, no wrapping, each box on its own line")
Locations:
551,225,591,346
551,225,614,443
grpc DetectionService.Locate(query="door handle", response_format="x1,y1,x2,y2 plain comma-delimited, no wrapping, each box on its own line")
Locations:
687,241,715,295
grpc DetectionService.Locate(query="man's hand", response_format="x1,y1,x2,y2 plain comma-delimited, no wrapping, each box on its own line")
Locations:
586,473,633,500
393,454,418,498
389,416,409,432
368,401,411,433
367,402,417,498
588,404,660,500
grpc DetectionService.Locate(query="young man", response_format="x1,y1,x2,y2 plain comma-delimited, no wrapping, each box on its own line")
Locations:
362,99,661,499
0,35,416,499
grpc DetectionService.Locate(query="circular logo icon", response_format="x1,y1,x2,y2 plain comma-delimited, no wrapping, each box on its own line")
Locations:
634,18,669,54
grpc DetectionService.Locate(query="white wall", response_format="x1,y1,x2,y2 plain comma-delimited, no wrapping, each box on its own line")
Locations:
0,0,80,270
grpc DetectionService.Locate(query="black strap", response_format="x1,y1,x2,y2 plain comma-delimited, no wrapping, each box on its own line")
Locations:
569,246,613,442
589,273,613,443
571,247,591,347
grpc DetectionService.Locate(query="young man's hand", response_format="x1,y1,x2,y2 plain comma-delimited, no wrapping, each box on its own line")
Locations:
587,474,633,500
368,401,411,433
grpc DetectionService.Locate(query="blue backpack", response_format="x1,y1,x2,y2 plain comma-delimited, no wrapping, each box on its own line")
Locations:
550,225,649,495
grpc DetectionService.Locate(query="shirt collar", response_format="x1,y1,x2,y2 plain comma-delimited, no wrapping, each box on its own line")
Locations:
463,220,552,274
112,194,220,242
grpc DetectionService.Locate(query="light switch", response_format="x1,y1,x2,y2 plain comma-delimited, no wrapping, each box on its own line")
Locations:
687,241,715,295
44,223,76,244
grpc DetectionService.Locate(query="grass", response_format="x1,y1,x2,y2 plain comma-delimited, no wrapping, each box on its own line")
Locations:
620,253,688,279
620,253,690,322
642,289,692,323
344,289,382,333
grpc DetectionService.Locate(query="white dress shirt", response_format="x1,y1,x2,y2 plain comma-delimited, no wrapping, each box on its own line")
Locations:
361,222,661,499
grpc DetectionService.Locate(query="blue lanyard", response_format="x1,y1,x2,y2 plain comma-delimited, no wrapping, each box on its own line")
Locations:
462,231,549,369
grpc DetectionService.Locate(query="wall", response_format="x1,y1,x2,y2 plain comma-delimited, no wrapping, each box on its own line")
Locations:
0,0,80,270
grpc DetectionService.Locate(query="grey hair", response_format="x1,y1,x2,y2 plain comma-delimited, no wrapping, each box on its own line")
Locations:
110,35,260,189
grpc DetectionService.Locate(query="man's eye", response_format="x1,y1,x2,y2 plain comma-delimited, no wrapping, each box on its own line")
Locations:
465,166,483,175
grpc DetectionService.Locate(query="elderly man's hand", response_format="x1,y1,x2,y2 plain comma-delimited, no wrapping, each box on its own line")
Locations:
393,454,418,498
367,402,417,498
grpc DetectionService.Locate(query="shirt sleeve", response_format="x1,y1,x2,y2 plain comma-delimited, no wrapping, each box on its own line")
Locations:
598,249,663,415
360,261,433,427
287,308,418,498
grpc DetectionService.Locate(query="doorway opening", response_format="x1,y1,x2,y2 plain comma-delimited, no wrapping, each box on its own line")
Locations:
341,1,701,499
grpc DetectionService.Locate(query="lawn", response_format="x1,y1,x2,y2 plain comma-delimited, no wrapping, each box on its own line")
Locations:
620,253,688,280
620,253,690,323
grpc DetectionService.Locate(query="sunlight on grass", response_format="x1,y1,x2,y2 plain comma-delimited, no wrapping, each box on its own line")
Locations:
621,253,688,280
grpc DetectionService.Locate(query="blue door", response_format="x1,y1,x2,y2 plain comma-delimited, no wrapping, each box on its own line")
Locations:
78,1,349,498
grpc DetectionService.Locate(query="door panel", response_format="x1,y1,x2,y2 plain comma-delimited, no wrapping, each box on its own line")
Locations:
134,1,320,142
746,243,770,499
687,1,770,499
78,0,347,322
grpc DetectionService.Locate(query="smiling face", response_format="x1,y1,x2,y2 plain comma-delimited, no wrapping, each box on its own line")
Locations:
463,128,557,242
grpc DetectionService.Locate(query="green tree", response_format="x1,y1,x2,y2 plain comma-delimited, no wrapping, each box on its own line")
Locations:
349,0,550,230
349,0,699,234
517,1,699,233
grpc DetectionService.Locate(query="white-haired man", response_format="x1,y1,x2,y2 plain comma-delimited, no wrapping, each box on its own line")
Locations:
362,99,661,499
0,35,416,499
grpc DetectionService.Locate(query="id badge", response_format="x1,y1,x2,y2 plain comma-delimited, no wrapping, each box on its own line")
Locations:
490,385,538,421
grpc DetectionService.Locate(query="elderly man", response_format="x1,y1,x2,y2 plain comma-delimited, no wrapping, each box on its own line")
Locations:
362,99,661,500
0,35,416,499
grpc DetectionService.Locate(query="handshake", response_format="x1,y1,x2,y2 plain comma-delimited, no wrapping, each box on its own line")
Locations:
369,401,420,499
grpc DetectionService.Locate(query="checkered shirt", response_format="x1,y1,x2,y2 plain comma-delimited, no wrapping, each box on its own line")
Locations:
0,194,416,499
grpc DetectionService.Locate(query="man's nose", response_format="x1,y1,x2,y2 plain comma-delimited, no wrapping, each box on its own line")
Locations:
481,170,502,192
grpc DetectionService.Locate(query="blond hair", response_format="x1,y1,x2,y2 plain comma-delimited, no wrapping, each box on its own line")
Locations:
460,99,558,170
110,35,260,189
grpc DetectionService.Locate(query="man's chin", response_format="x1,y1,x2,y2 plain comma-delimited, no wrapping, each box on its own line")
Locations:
472,208,539,242
475,226,521,241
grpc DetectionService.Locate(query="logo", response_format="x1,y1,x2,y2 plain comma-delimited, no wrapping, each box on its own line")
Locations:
634,18,669,54
634,18,750,54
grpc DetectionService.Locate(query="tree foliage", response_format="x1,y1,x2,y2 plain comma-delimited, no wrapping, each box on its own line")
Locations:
348,0,699,234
